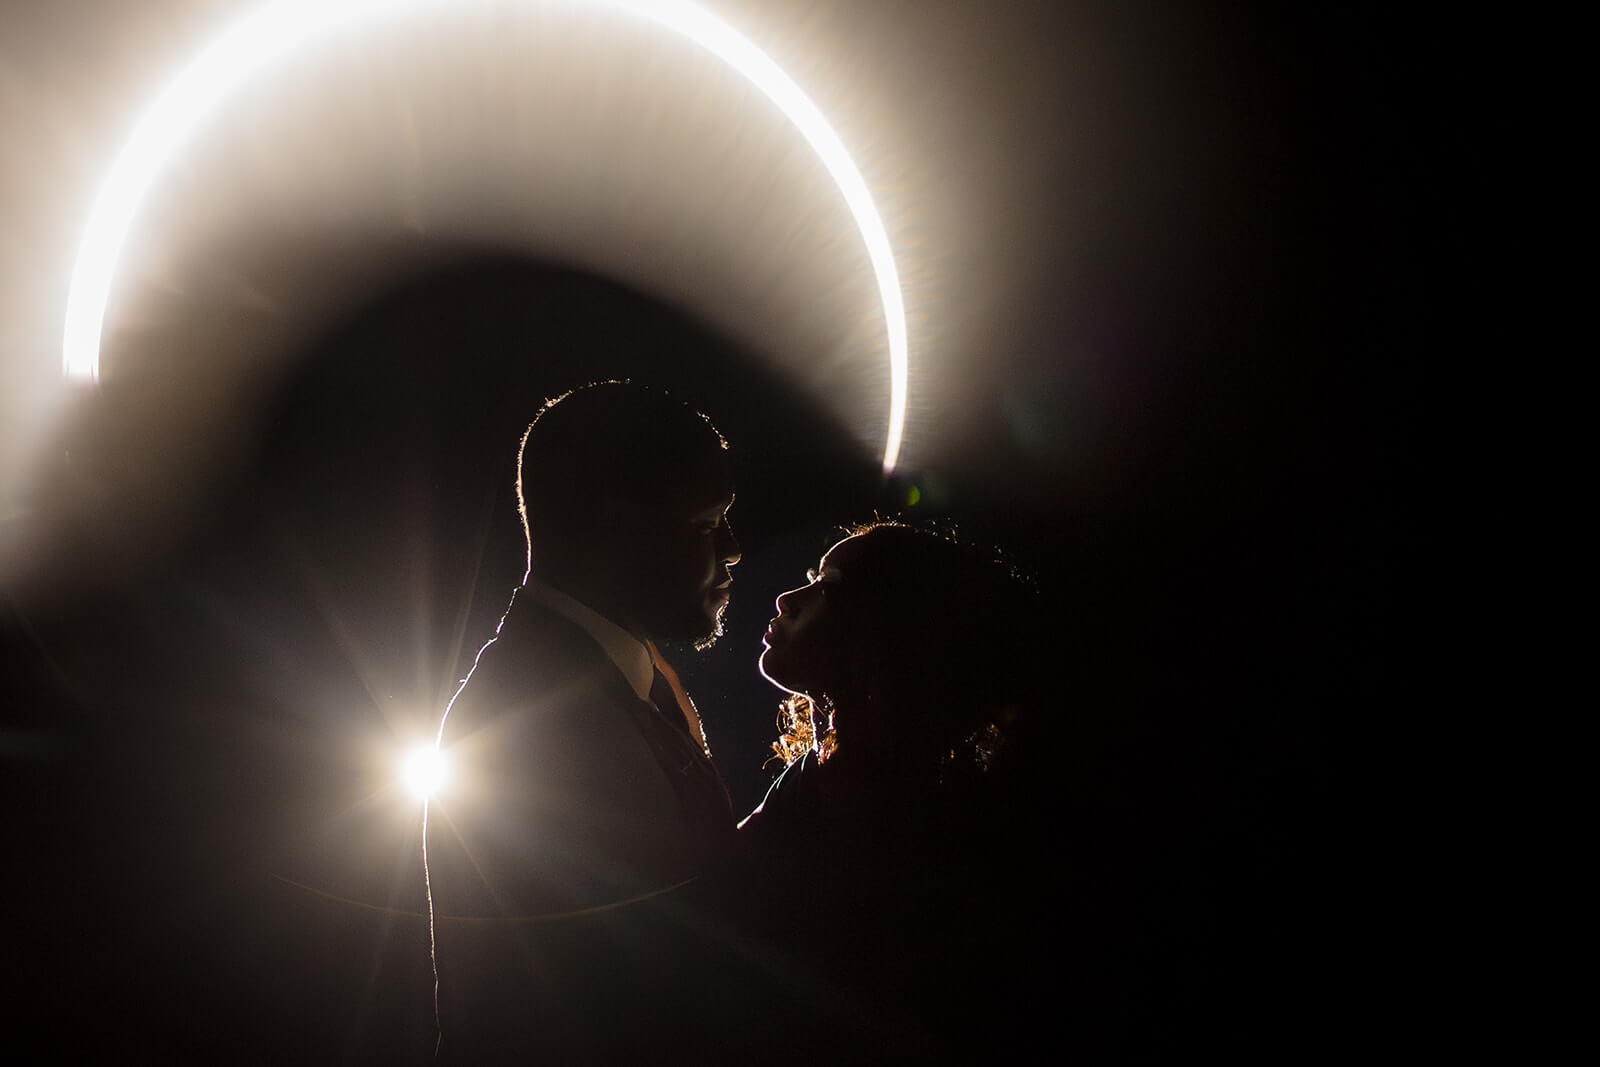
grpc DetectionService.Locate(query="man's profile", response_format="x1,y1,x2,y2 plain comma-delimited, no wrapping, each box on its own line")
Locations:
424,381,741,1058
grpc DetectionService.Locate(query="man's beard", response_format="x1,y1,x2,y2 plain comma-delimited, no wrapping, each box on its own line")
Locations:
688,600,729,652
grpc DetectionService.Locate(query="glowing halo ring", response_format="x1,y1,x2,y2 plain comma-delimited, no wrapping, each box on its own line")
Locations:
61,0,910,472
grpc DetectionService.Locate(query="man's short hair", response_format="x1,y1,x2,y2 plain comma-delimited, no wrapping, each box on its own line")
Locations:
516,381,730,551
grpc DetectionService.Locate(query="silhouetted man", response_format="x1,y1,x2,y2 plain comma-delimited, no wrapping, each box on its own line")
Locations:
426,381,742,1060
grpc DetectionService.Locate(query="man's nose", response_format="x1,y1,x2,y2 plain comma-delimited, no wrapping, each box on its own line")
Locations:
718,520,742,566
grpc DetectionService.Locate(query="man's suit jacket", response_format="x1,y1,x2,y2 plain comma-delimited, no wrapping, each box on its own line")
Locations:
426,589,735,1060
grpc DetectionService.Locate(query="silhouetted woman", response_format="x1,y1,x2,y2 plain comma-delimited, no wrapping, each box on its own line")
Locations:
734,521,1051,1059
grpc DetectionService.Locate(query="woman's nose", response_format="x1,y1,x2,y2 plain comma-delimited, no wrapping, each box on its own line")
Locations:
774,583,810,615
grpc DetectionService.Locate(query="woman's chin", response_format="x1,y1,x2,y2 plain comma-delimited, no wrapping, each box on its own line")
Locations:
757,650,802,694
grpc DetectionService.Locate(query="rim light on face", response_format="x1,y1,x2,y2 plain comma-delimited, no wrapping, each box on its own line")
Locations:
61,0,910,472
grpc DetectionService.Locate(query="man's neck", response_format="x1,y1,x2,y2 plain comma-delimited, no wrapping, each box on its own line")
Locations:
528,570,644,642
522,578,654,702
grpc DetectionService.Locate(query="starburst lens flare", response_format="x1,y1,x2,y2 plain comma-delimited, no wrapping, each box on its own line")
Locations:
401,743,450,801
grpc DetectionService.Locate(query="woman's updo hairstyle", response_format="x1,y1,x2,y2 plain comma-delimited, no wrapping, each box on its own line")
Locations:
775,520,1041,778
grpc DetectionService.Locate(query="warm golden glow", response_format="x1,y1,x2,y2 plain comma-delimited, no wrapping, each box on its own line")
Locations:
61,0,910,471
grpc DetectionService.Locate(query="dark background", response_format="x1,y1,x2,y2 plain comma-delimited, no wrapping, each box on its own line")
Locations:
1,1,1431,1061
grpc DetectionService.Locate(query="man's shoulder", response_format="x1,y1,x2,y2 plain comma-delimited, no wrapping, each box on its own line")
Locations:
467,599,626,696
441,597,646,758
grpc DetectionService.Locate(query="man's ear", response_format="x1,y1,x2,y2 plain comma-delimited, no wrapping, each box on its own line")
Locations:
596,494,645,536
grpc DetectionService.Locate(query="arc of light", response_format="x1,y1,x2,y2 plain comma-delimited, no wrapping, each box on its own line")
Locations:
61,0,909,472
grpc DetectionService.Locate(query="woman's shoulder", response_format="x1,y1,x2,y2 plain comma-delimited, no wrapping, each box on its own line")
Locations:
740,752,900,863
740,751,819,830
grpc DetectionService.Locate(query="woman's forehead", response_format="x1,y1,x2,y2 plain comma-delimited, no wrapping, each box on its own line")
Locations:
821,533,871,569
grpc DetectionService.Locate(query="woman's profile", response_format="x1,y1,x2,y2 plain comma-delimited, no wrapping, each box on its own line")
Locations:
734,520,1051,1058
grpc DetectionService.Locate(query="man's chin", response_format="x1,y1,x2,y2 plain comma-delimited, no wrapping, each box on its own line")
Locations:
654,596,729,651
689,608,728,652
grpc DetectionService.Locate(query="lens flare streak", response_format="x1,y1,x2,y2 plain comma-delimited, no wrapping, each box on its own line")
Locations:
61,0,909,471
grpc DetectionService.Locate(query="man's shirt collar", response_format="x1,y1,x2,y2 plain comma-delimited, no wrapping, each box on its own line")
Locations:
523,579,654,702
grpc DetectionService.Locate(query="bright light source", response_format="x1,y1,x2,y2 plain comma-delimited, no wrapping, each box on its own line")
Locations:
401,743,450,800
61,0,910,471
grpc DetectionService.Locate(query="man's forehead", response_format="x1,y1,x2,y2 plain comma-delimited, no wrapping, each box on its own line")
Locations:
680,485,735,515
640,472,733,515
